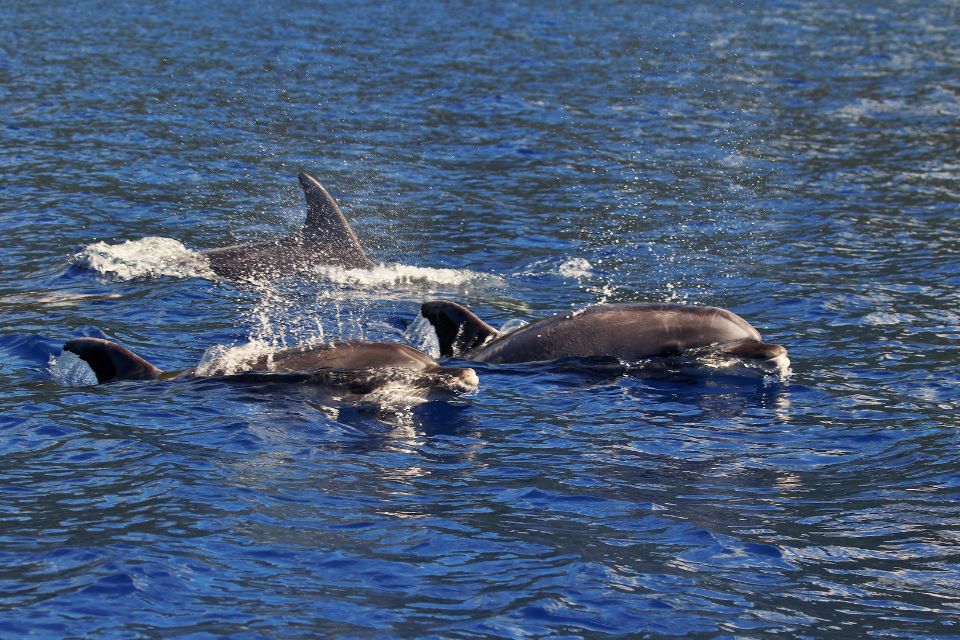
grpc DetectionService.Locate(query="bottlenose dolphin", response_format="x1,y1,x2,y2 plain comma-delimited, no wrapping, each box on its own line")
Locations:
420,300,790,377
62,337,478,395
203,172,375,279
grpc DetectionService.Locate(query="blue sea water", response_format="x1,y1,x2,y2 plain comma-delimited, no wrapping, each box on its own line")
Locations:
2,1,959,638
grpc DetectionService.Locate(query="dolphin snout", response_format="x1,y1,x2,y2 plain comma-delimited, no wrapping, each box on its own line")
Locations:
452,367,479,391
759,353,791,375
721,341,787,360
710,340,791,377
434,366,479,392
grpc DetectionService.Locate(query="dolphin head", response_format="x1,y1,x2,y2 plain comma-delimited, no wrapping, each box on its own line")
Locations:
698,340,791,378
426,365,480,393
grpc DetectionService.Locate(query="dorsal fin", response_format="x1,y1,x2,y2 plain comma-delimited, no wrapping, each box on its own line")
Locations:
62,338,162,384
421,300,500,358
297,172,372,268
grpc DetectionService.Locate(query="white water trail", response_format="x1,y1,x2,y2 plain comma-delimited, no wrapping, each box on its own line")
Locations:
313,262,505,292
77,237,217,280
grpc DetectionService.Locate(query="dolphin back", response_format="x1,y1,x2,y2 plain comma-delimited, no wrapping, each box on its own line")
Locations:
265,340,444,371
62,338,163,383
459,303,766,364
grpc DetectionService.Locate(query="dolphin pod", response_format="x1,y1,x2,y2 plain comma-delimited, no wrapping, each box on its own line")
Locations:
62,337,478,395
202,172,375,279
62,172,791,392
420,300,790,377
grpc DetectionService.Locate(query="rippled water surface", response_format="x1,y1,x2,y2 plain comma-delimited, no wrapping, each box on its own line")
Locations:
2,1,959,638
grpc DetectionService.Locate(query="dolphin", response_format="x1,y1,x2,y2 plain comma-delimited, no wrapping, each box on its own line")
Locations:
419,300,790,377
62,337,478,395
202,172,375,279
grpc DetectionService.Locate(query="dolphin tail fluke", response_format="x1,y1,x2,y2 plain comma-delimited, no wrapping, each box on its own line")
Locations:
297,172,373,268
63,338,163,384
420,300,500,358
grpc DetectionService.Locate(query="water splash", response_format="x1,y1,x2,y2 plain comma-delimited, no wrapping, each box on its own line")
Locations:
48,351,99,386
194,339,280,377
557,258,594,279
403,313,442,358
77,237,216,280
678,352,793,382
405,310,528,357
662,282,692,303
237,261,504,353
498,318,528,334
313,263,504,291
359,376,474,409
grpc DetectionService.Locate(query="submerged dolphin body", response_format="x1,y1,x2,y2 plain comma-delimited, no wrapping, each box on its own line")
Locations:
62,337,478,395
202,172,375,279
420,300,790,377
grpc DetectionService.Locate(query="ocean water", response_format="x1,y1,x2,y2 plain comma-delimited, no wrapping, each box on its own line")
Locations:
2,1,959,638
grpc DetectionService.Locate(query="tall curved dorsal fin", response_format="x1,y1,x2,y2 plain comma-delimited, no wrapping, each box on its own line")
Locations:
297,172,372,268
63,338,162,384
421,300,500,358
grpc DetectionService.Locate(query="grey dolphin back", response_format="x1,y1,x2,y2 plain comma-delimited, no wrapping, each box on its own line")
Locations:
63,338,163,383
258,340,442,372
297,172,373,268
420,300,500,357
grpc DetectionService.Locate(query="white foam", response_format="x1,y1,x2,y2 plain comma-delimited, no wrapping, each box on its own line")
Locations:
558,258,594,280
49,351,99,386
355,380,433,408
195,339,285,377
361,367,478,405
692,352,793,382
77,237,216,280
313,262,504,290
0,291,123,307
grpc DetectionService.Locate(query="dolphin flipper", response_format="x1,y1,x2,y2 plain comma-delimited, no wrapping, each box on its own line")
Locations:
62,338,163,383
297,172,373,268
421,301,500,358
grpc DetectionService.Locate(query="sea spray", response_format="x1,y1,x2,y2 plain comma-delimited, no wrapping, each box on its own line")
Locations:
313,262,505,292
77,237,217,280
48,351,99,386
